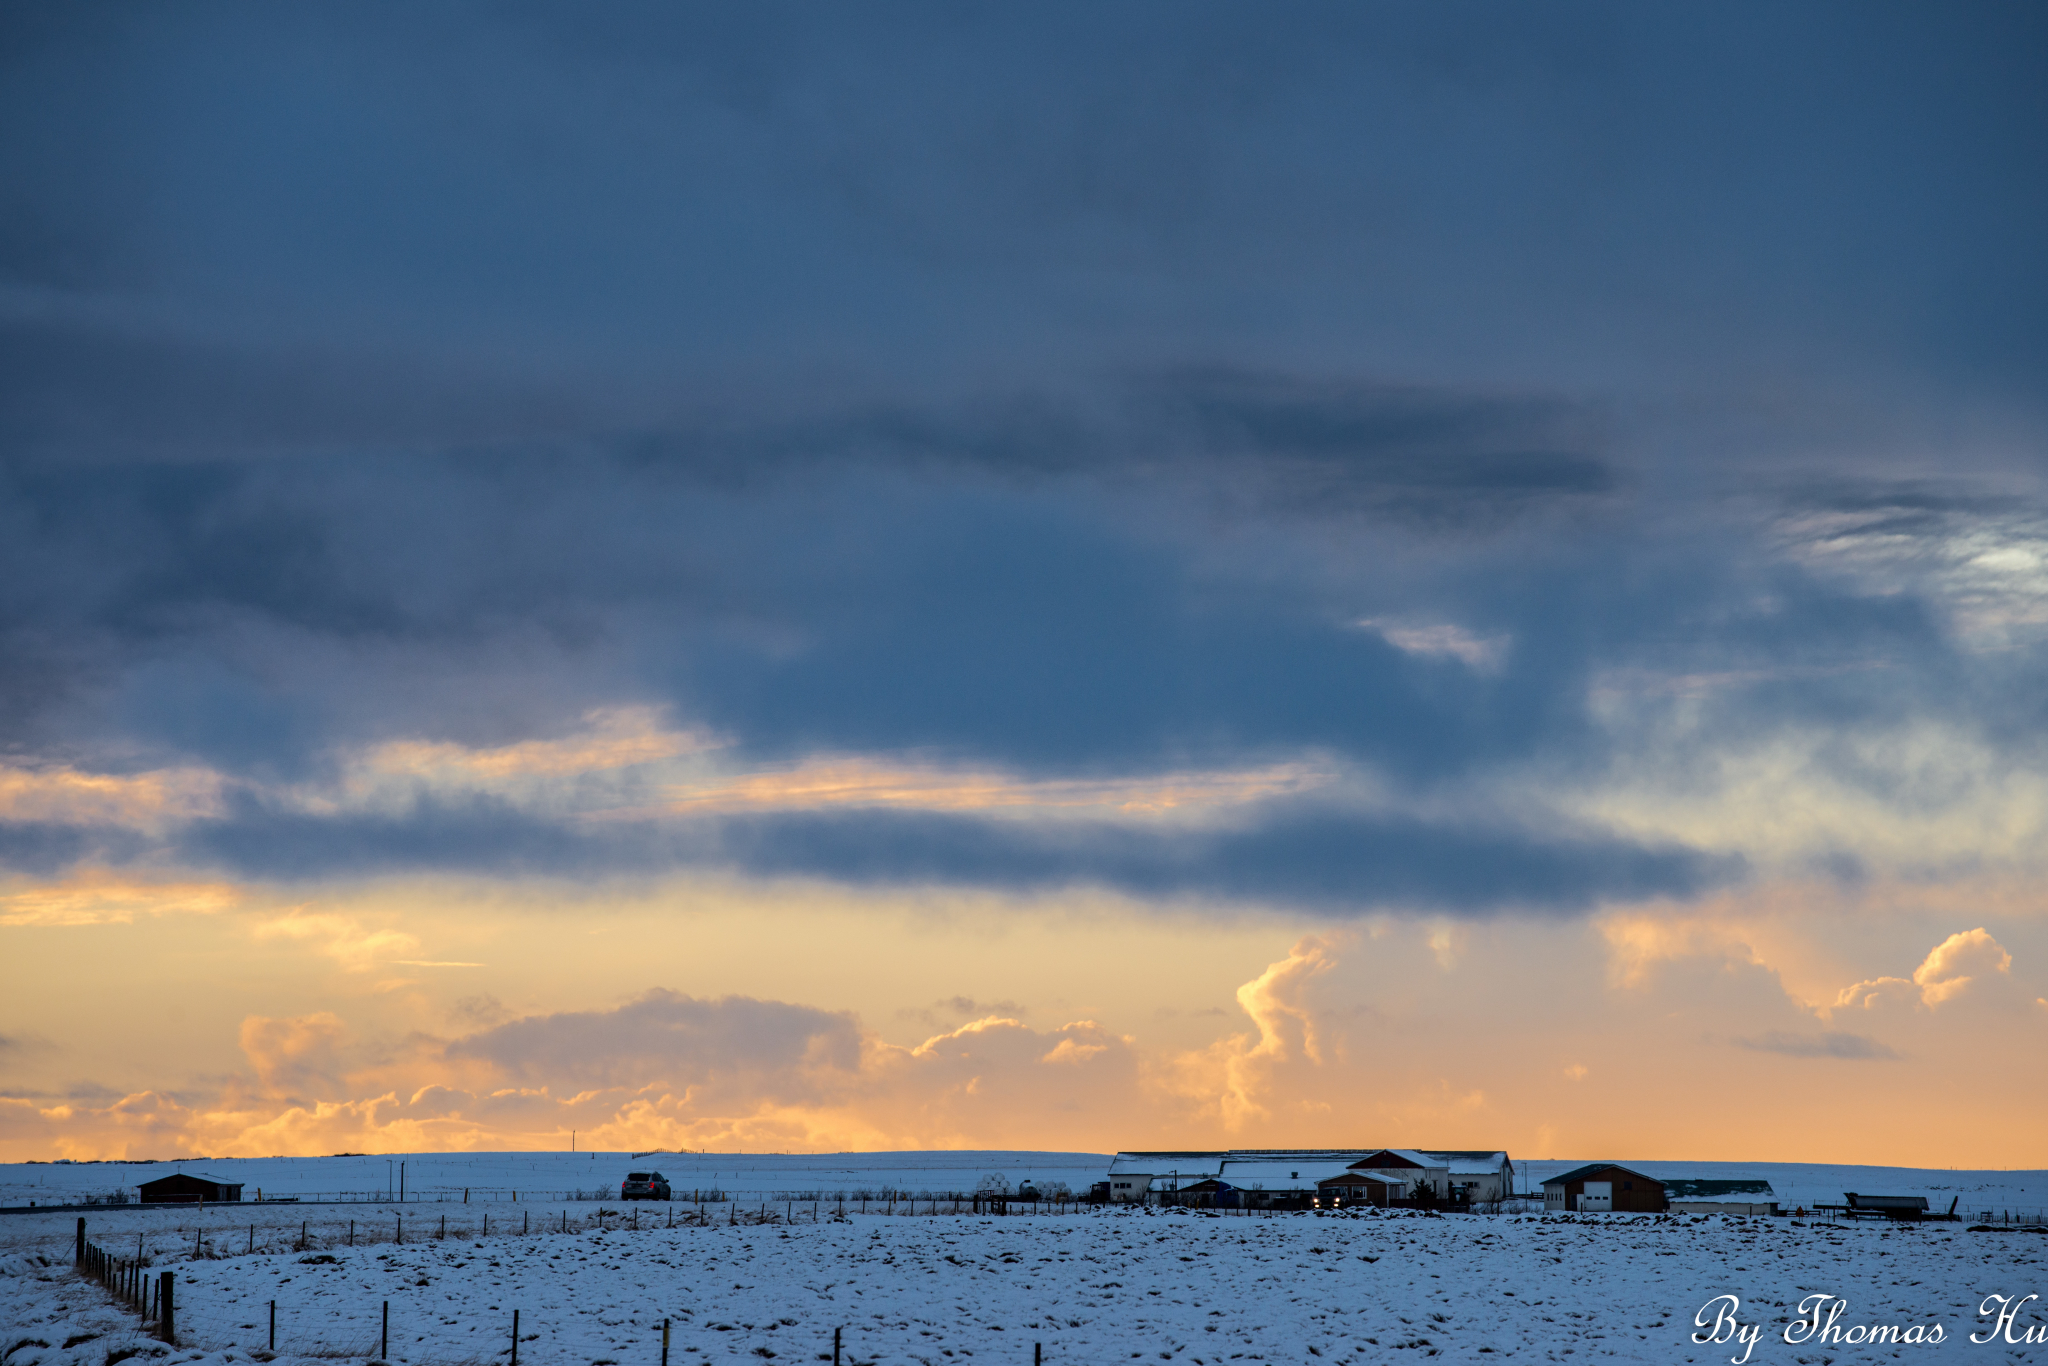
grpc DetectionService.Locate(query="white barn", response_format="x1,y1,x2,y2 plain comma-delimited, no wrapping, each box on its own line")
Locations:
1418,1150,1517,1204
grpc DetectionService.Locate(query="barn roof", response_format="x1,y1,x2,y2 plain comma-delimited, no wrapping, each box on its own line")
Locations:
1543,1162,1661,1187
1345,1149,1442,1170
139,1171,239,1187
1217,1158,1362,1190
1107,1151,1225,1178
1417,1150,1512,1174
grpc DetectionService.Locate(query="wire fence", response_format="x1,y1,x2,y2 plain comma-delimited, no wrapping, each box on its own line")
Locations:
26,1183,1088,1208
67,1204,1087,1361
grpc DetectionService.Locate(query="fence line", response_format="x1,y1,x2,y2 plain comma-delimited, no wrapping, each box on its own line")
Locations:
76,1219,175,1344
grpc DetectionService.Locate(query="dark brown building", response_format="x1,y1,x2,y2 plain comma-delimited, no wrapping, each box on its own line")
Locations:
1315,1171,1399,1207
138,1172,244,1204
1542,1163,1665,1213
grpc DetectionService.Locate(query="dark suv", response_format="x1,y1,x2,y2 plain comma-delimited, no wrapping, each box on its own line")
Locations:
621,1171,671,1200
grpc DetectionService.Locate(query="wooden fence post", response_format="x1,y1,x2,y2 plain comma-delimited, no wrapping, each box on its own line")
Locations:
510,1308,520,1366
76,1217,85,1267
381,1300,389,1360
159,1272,175,1345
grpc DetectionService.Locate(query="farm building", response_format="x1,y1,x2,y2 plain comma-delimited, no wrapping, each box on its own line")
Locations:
1418,1151,1517,1204
1214,1153,1366,1208
1340,1150,1452,1202
138,1172,244,1204
1315,1170,1404,1207
1542,1163,1667,1213
1106,1147,1514,1208
1663,1179,1778,1216
1105,1151,1225,1204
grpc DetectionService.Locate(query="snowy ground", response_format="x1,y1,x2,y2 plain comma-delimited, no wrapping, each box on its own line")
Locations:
0,1153,1114,1208
8,1202,2048,1365
6,1154,2043,1222
6,1154,2047,1365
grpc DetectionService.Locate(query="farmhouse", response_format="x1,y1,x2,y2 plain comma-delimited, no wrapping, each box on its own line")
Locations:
1542,1163,1667,1213
138,1172,244,1204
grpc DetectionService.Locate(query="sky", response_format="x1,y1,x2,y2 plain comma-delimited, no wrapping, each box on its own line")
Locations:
3,1,2046,1168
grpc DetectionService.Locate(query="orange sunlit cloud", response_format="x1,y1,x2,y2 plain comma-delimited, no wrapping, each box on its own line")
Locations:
0,764,223,827
606,758,1334,821
0,871,243,927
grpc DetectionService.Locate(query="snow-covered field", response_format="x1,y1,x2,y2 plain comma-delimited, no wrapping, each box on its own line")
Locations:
6,1154,2047,1365
0,1152,1112,1208
7,1152,2043,1219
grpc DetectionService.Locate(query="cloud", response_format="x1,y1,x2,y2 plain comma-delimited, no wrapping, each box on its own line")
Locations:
702,805,1734,914
1910,927,2013,1005
1359,620,1510,671
0,4,2044,928
446,989,864,1094
1833,928,2017,1013
0,872,240,927
363,708,709,783
1163,936,1338,1129
251,911,423,972
240,1012,351,1098
0,991,1150,1159
604,756,1330,821
0,764,222,826
1735,1030,1901,1061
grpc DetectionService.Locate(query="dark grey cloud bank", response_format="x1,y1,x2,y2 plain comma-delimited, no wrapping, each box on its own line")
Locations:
183,793,1732,914
1,2,2044,911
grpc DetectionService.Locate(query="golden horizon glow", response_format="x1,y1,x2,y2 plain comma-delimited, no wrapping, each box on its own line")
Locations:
4,870,2043,1168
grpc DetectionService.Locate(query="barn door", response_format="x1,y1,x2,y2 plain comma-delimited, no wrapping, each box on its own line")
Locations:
1578,1181,1612,1212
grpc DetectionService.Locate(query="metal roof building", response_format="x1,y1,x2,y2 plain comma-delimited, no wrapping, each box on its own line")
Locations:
138,1172,245,1204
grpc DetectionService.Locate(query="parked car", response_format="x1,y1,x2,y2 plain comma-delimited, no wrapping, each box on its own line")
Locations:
621,1171,672,1200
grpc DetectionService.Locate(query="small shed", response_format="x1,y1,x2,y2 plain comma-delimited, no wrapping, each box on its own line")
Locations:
1542,1163,1666,1213
139,1172,244,1204
1663,1179,1778,1216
